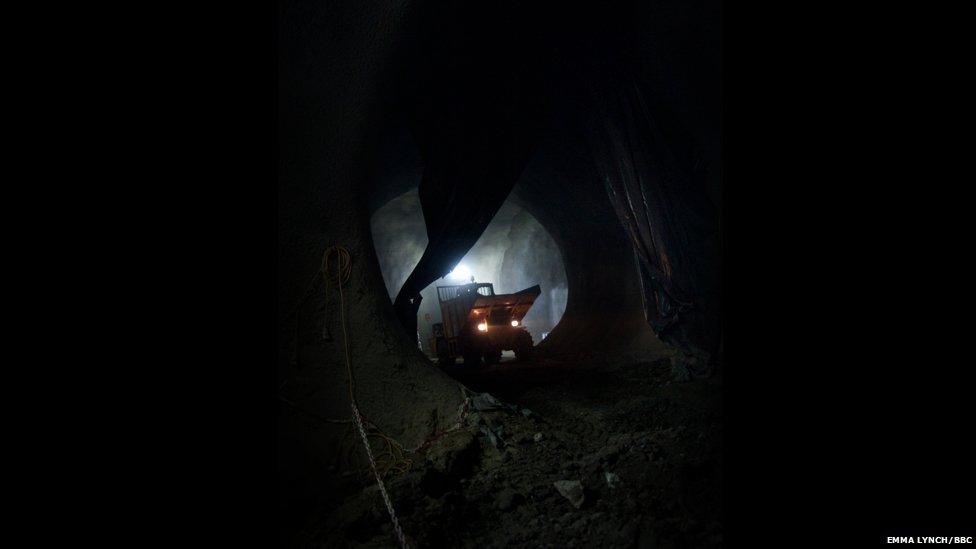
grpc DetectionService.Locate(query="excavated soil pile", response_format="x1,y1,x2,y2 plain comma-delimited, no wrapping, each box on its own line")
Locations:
298,355,722,548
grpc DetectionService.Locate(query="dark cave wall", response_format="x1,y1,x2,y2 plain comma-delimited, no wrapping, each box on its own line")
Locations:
523,0,723,365
511,122,668,360
277,0,466,524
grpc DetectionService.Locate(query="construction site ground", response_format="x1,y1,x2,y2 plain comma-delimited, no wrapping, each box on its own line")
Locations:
298,352,723,548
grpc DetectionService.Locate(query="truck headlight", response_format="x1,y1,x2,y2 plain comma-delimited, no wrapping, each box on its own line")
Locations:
478,322,488,332
510,320,519,327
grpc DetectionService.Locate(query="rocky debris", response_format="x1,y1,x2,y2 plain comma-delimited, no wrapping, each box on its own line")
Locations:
425,429,478,477
299,355,722,548
596,442,621,463
480,423,503,447
672,360,692,382
674,353,713,379
494,487,525,511
464,391,534,449
553,480,586,509
471,392,513,412
473,391,538,422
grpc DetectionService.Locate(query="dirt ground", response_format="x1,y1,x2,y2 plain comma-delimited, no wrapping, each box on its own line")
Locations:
297,353,723,548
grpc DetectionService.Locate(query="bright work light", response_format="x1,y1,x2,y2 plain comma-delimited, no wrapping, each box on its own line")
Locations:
449,264,472,281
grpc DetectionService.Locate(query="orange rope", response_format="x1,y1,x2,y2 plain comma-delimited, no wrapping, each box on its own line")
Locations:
324,245,410,548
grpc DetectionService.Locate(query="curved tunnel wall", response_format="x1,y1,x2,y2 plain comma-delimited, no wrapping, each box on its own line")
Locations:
510,108,668,360
366,116,667,361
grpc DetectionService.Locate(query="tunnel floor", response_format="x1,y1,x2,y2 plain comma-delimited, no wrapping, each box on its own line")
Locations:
303,352,723,548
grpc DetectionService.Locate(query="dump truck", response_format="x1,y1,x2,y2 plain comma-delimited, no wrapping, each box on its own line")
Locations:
429,282,541,365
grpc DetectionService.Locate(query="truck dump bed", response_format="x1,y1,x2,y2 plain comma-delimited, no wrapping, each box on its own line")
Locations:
435,283,541,339
431,282,541,363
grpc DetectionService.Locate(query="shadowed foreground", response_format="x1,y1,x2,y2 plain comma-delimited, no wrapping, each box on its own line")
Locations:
296,353,723,548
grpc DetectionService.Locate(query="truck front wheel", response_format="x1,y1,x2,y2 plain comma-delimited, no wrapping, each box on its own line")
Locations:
513,331,535,362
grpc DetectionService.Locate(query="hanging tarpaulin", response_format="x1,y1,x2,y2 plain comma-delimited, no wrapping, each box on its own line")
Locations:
586,75,721,365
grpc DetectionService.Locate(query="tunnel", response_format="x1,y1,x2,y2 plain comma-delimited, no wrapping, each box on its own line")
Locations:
278,0,722,546
372,188,568,349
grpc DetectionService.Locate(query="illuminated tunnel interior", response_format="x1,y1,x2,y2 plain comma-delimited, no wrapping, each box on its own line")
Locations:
372,188,568,349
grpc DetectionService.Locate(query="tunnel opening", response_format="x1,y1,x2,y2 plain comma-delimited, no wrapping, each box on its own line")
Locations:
371,188,569,356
